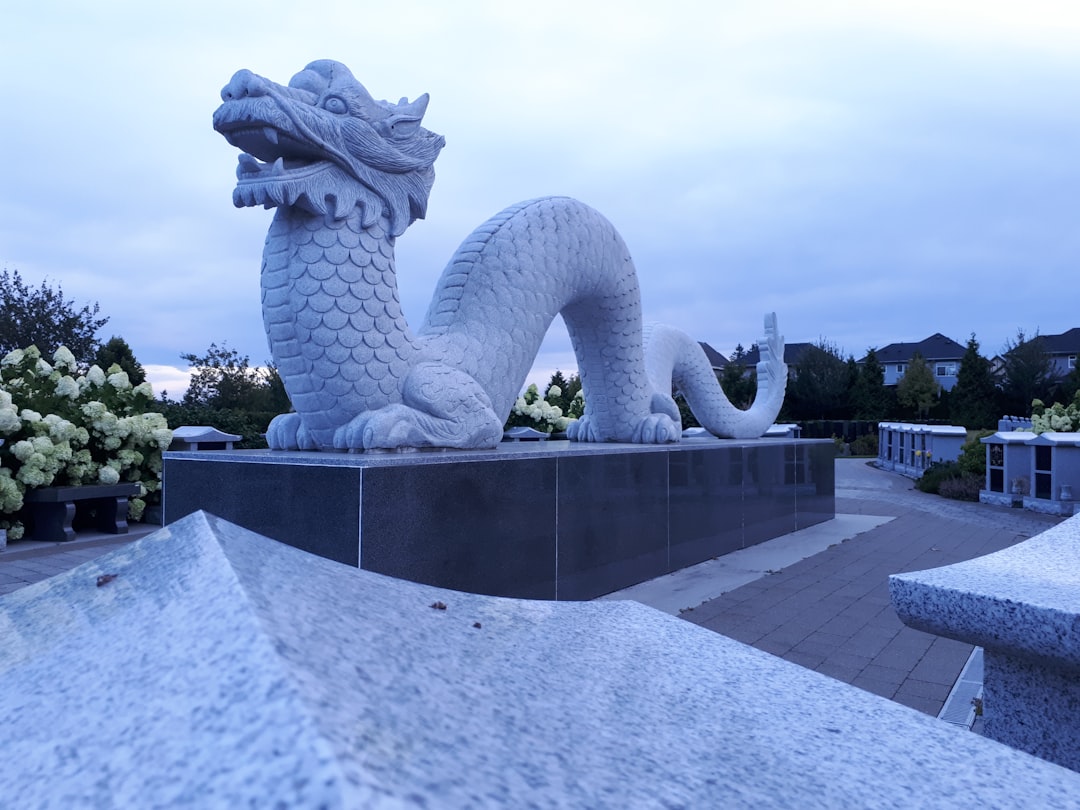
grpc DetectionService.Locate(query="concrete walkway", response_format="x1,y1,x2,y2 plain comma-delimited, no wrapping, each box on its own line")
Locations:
0,459,1063,724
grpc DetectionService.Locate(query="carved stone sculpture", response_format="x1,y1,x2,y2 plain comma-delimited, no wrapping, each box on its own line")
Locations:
212,60,787,450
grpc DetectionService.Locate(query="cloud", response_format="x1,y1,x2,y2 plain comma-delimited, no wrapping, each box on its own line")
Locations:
2,0,1078,393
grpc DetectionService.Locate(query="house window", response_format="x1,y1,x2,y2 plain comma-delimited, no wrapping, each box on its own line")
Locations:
935,363,957,377
1070,355,1077,370
895,363,906,377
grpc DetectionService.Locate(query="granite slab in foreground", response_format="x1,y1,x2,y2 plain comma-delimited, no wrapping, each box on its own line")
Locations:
3,513,1079,808
891,512,1080,770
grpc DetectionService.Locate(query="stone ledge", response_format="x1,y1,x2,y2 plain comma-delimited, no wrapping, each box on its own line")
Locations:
3,511,1079,806
890,513,1080,769
890,514,1080,668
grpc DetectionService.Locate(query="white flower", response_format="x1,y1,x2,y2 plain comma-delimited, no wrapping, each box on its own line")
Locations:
1,349,23,367
55,375,80,399
85,365,106,387
98,466,120,485
133,381,154,399
0,409,20,434
36,359,53,376
547,385,562,399
19,409,42,424
18,467,46,488
107,370,132,390
52,346,77,372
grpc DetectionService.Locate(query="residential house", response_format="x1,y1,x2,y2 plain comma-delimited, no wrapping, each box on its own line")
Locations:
869,334,966,391
1041,328,1080,380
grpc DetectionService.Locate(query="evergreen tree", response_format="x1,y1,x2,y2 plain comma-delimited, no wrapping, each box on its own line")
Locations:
718,343,756,408
950,334,999,429
851,348,888,419
94,335,146,385
787,339,849,420
543,369,581,415
999,329,1054,416
896,352,937,419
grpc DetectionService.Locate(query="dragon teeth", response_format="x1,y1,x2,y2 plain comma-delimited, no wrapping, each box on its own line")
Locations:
271,157,286,176
263,127,279,145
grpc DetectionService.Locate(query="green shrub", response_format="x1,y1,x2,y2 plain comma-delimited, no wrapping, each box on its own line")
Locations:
917,459,983,501
957,430,993,477
937,475,982,501
850,433,878,456
916,461,964,494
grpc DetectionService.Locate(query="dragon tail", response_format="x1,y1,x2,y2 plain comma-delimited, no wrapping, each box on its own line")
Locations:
643,314,787,439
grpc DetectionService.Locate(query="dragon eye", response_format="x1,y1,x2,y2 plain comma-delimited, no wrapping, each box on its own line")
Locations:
323,96,347,114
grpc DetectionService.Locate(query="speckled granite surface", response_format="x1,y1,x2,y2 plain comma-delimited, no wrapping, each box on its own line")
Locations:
4,512,1080,807
890,512,1080,770
890,513,1080,666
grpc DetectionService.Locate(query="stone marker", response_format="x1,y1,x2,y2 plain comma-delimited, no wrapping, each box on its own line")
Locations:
3,512,1079,806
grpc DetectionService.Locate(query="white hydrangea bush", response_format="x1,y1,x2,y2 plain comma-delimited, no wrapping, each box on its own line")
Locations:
504,383,578,434
0,345,172,538
1031,395,1080,434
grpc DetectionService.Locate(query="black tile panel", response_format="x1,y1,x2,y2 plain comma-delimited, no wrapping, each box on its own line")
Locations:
555,451,668,600
669,446,744,570
361,459,558,600
163,459,362,565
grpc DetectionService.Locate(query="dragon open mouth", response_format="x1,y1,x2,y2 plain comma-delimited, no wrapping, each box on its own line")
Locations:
218,121,326,169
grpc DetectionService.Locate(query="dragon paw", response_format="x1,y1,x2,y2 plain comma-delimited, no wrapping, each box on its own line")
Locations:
333,363,504,450
266,412,320,450
567,412,680,444
332,404,503,450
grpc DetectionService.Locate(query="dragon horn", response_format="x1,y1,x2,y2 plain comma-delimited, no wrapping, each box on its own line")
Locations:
394,93,430,121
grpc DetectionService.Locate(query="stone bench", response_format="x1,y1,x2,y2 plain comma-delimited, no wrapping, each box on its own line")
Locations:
22,483,141,542
890,512,1080,770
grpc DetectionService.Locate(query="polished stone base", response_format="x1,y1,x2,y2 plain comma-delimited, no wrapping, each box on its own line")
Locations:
163,437,834,599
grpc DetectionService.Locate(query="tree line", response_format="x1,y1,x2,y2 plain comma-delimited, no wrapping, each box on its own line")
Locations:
717,331,1078,430
5,267,1074,443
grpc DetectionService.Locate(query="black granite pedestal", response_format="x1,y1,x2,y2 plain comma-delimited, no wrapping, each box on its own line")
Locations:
163,437,834,600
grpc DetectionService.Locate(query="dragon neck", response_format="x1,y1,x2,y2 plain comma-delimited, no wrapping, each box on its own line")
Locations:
264,204,418,406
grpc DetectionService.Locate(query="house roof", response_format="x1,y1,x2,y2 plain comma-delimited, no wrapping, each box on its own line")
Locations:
698,342,727,369
1041,328,1080,355
867,333,965,364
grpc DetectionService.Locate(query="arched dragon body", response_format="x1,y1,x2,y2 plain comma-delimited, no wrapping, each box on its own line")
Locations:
212,60,786,451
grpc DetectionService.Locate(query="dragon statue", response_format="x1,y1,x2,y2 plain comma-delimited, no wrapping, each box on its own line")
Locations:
212,60,787,451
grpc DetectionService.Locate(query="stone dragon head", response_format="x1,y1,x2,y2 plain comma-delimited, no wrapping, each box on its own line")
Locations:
212,60,444,236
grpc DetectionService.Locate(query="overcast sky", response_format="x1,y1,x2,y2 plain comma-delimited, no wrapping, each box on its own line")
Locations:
3,1,1079,397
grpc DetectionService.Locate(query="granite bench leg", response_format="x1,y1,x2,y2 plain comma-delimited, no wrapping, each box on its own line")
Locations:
25,500,77,543
72,496,131,535
26,494,131,542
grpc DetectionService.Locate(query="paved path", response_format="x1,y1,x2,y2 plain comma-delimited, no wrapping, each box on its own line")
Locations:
680,459,1061,718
